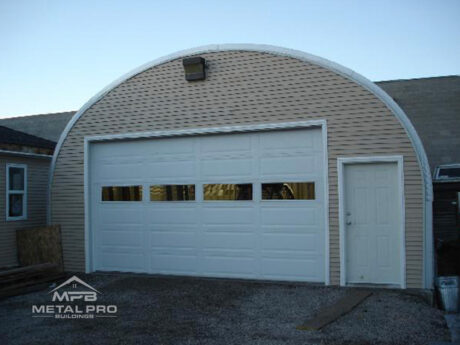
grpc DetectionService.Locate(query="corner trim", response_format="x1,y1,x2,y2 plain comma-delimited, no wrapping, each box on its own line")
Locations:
83,139,91,273
47,44,432,288
337,155,406,289
322,123,330,285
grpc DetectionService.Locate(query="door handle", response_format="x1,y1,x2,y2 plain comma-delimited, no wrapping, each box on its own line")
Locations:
346,220,352,226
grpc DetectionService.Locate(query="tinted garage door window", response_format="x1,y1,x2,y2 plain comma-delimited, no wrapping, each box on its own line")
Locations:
90,128,325,282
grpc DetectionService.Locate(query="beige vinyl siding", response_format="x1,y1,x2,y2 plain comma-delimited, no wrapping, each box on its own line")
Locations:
0,154,50,267
51,51,424,287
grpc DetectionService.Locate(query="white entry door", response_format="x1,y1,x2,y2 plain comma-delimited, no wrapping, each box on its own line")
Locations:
344,162,402,285
89,128,325,282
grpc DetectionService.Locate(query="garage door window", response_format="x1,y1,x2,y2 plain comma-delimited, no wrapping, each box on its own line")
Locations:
102,186,142,201
262,182,315,200
204,184,252,201
6,164,27,221
150,185,195,201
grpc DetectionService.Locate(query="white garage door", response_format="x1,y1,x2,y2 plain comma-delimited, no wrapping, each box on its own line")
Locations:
89,128,325,282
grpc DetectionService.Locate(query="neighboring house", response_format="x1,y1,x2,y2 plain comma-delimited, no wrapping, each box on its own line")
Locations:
378,77,460,274
47,45,433,290
0,126,55,267
377,76,460,176
0,113,72,268
0,111,75,142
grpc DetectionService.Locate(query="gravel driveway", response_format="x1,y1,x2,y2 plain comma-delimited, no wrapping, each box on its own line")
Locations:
0,273,449,345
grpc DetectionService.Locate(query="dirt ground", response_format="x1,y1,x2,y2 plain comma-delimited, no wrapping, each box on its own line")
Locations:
0,273,450,345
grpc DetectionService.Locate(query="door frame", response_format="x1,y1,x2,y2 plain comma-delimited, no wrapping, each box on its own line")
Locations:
83,119,330,284
337,155,406,288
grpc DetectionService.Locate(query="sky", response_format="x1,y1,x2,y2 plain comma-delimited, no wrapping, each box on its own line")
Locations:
0,0,459,118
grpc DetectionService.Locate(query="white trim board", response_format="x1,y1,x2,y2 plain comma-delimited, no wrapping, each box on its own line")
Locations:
337,156,406,289
48,44,432,288
82,120,326,142
83,120,331,284
321,123,330,285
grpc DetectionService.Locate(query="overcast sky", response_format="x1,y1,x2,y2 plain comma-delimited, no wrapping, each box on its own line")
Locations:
0,0,458,118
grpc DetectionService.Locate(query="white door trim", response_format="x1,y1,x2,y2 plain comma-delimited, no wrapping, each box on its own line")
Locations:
83,120,330,285
337,155,406,289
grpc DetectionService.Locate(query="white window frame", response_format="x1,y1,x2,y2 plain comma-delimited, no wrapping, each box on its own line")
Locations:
6,163,27,221
434,163,460,181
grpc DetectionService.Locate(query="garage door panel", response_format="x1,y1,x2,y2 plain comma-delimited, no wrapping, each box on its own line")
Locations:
98,207,143,225
261,224,322,235
146,226,199,235
96,162,144,180
149,231,198,248
260,155,317,176
202,206,255,225
259,130,315,150
145,208,199,225
91,128,325,282
202,241,256,251
146,225,198,232
94,139,195,156
144,161,196,179
151,254,199,275
260,207,318,226
98,223,144,232
201,158,253,178
150,245,198,255
202,232,257,250
261,257,322,281
98,230,143,247
202,225,257,233
146,152,195,161
97,251,145,272
93,151,146,163
202,256,257,275
200,134,252,153
145,138,196,155
261,233,322,253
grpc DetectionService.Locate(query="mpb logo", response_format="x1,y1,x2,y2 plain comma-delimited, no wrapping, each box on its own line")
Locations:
32,275,117,319
51,276,99,302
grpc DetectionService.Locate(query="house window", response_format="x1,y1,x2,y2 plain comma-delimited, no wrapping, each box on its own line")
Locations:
6,164,27,221
434,164,460,181
150,185,195,201
203,184,253,201
261,182,315,200
101,186,143,201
